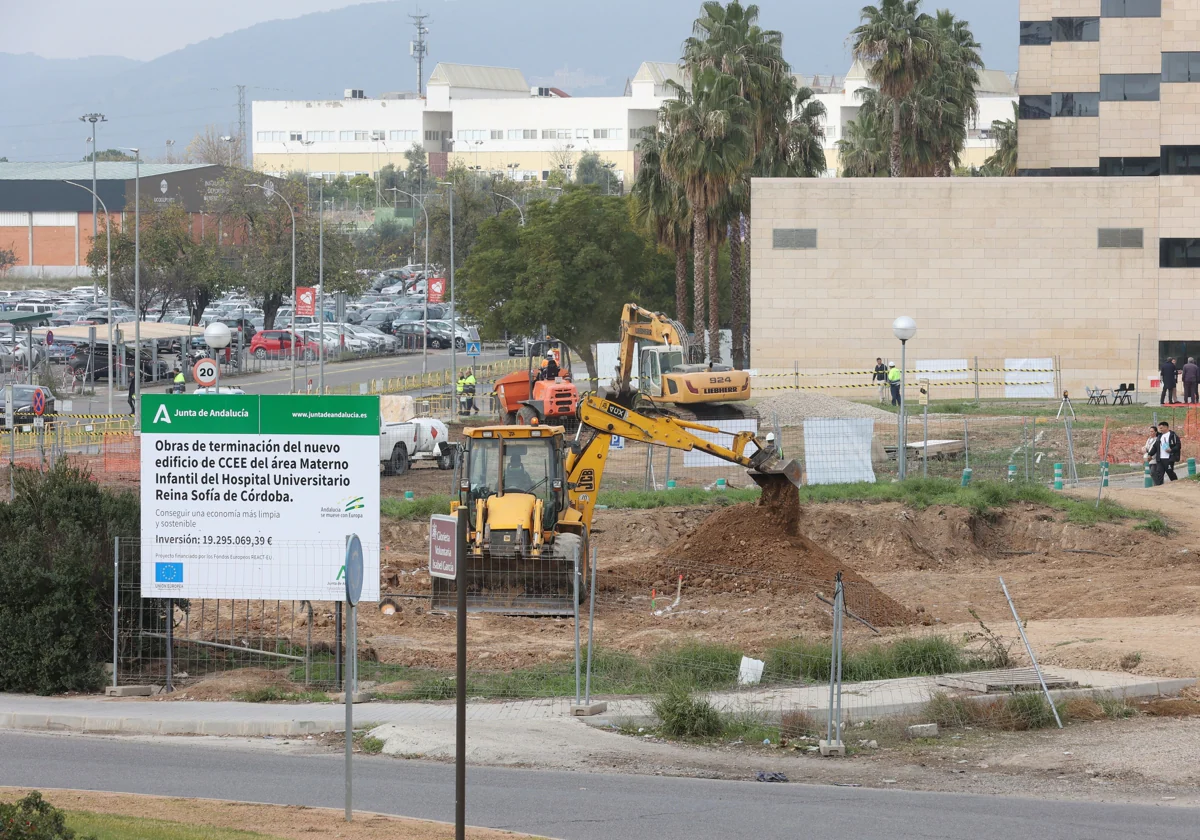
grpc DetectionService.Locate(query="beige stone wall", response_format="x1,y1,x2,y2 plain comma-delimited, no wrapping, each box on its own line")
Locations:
1163,0,1200,52
1021,0,1055,17
1020,120,1054,169
1052,0,1101,14
1160,83,1200,144
750,177,1163,393
1099,101,1162,157
1100,18,1164,73
1050,117,1100,166
1020,46,1054,94
1051,41,1101,91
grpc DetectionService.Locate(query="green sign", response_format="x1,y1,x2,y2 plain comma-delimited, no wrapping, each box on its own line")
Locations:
142,395,379,435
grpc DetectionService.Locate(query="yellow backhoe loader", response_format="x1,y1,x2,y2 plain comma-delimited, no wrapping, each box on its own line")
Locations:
432,394,800,614
608,303,753,421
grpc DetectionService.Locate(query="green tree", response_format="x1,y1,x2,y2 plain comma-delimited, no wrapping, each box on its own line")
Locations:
575,152,621,194
405,141,430,186
82,149,134,162
851,0,941,178
425,167,503,274
837,95,893,176
634,128,692,324
460,188,673,381
983,101,1019,176
0,245,16,274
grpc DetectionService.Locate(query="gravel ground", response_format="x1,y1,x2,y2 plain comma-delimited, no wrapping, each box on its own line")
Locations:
753,391,896,424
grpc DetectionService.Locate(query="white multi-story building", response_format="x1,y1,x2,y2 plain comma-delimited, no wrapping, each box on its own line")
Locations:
251,60,1017,182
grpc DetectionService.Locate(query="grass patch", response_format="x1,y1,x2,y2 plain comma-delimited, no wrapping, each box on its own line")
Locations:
380,494,453,521
1119,651,1144,671
597,487,760,509
765,635,982,684
795,477,1145,527
66,812,284,840
927,691,1061,731
1134,517,1172,536
653,686,724,738
357,733,385,754
230,687,330,703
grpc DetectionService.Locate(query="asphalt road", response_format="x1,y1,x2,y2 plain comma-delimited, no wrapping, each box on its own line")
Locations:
1,732,1193,840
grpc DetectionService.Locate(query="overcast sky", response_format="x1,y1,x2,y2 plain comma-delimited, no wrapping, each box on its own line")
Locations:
2,0,1015,66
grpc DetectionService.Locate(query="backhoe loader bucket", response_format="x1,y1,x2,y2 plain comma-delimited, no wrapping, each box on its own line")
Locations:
749,458,803,491
431,539,582,616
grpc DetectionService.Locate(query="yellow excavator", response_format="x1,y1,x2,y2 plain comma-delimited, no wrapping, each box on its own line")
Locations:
608,303,753,421
432,394,800,614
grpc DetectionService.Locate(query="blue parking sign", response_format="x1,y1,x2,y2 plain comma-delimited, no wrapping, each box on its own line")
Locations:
466,341,481,357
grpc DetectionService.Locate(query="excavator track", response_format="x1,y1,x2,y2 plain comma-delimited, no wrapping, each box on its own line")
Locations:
633,393,760,425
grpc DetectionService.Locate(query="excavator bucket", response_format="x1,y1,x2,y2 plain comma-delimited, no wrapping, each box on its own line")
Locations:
749,458,803,491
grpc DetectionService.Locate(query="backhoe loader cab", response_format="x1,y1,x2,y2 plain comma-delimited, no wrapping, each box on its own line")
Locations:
434,424,586,614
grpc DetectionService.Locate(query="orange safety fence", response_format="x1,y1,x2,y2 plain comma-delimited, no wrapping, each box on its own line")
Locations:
1099,409,1200,465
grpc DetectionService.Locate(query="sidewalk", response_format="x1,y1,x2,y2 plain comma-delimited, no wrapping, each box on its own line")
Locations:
1,668,1192,738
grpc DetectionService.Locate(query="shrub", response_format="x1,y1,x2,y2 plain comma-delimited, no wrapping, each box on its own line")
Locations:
359,735,385,754
653,686,724,738
0,464,138,694
780,709,821,740
0,791,96,840
926,691,1060,731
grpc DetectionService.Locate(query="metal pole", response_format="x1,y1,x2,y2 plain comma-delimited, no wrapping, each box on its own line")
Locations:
899,340,907,479
335,601,342,688
974,356,980,406
455,506,468,840
833,576,844,744
999,577,1063,728
91,119,98,303
573,547,581,705
165,598,173,693
112,537,119,688
444,182,457,400
923,401,929,479
134,151,141,426
345,599,354,822
1135,333,1142,405
964,418,970,471
319,182,325,393
584,546,597,705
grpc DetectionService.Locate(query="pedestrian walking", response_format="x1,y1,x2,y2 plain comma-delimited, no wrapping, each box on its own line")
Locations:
1160,357,1179,405
127,371,136,416
873,357,888,403
886,361,901,406
1183,357,1200,404
1151,421,1181,486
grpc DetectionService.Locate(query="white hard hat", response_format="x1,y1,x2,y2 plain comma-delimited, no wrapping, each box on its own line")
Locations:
888,361,896,368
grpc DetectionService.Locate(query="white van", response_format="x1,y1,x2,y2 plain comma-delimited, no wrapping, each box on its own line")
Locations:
14,303,55,314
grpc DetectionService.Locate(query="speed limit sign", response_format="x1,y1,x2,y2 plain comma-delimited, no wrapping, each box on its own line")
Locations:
192,357,218,388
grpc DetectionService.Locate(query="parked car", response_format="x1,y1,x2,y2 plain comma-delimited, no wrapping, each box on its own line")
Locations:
68,347,169,382
193,386,247,395
249,330,319,361
361,309,400,334
394,304,448,323
1,385,57,426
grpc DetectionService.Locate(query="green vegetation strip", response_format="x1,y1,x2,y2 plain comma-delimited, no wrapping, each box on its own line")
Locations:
302,635,991,702
66,812,285,840
381,487,760,520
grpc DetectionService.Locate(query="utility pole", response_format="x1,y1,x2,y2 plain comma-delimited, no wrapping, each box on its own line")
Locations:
237,84,247,167
410,9,430,96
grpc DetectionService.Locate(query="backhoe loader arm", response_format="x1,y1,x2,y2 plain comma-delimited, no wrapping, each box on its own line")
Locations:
614,303,693,398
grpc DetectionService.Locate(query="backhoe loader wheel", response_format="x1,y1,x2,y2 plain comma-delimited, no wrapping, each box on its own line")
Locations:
516,406,540,425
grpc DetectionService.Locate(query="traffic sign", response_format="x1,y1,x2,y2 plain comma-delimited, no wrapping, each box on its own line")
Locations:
466,341,481,357
45,330,54,346
192,357,218,388
345,534,364,606
429,514,459,579
31,388,46,417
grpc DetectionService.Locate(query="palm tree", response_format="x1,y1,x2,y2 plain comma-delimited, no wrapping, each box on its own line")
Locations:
983,101,1019,176
633,128,692,322
838,102,890,177
661,67,752,359
683,1,791,365
851,0,941,178
923,10,982,176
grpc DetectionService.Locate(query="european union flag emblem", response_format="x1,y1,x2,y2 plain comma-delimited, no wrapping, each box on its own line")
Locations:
155,562,183,583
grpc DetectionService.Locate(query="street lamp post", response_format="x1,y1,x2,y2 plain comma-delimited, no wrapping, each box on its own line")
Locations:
892,316,917,480
63,181,113,413
439,181,457,394
388,187,431,375
494,193,525,226
122,147,142,423
79,113,106,304
254,183,297,392
204,322,232,393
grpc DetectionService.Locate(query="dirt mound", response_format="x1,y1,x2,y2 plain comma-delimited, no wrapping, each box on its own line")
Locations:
633,483,916,626
158,668,298,701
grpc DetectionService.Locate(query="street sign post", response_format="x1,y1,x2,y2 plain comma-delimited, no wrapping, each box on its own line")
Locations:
344,532,363,823
465,341,481,357
31,388,45,417
429,514,458,579
192,357,218,389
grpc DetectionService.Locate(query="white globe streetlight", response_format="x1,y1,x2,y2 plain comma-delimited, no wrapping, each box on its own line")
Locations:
204,321,232,393
891,316,917,479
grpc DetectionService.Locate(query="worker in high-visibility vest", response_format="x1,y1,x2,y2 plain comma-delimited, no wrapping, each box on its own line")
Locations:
887,361,902,406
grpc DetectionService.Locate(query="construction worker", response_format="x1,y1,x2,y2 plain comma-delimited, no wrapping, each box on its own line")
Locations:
464,368,477,415
171,367,186,394
887,361,902,406
538,352,560,381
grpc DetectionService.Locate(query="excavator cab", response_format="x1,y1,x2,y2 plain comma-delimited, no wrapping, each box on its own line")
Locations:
434,424,586,615
638,346,687,398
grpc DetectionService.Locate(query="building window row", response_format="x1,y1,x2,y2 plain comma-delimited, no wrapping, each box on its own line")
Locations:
389,130,420,142
1099,156,1161,176
1100,74,1159,101
1162,146,1200,175
1163,52,1200,83
1019,18,1099,46
1098,228,1144,249
306,131,336,142
1161,239,1200,268
1017,167,1100,176
1101,0,1161,17
1018,93,1100,119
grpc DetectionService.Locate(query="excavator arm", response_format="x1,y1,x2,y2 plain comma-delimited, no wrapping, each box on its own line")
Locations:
614,303,693,400
563,394,801,535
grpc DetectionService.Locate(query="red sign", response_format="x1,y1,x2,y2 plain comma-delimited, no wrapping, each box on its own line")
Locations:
31,388,46,417
296,287,316,317
427,277,446,304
